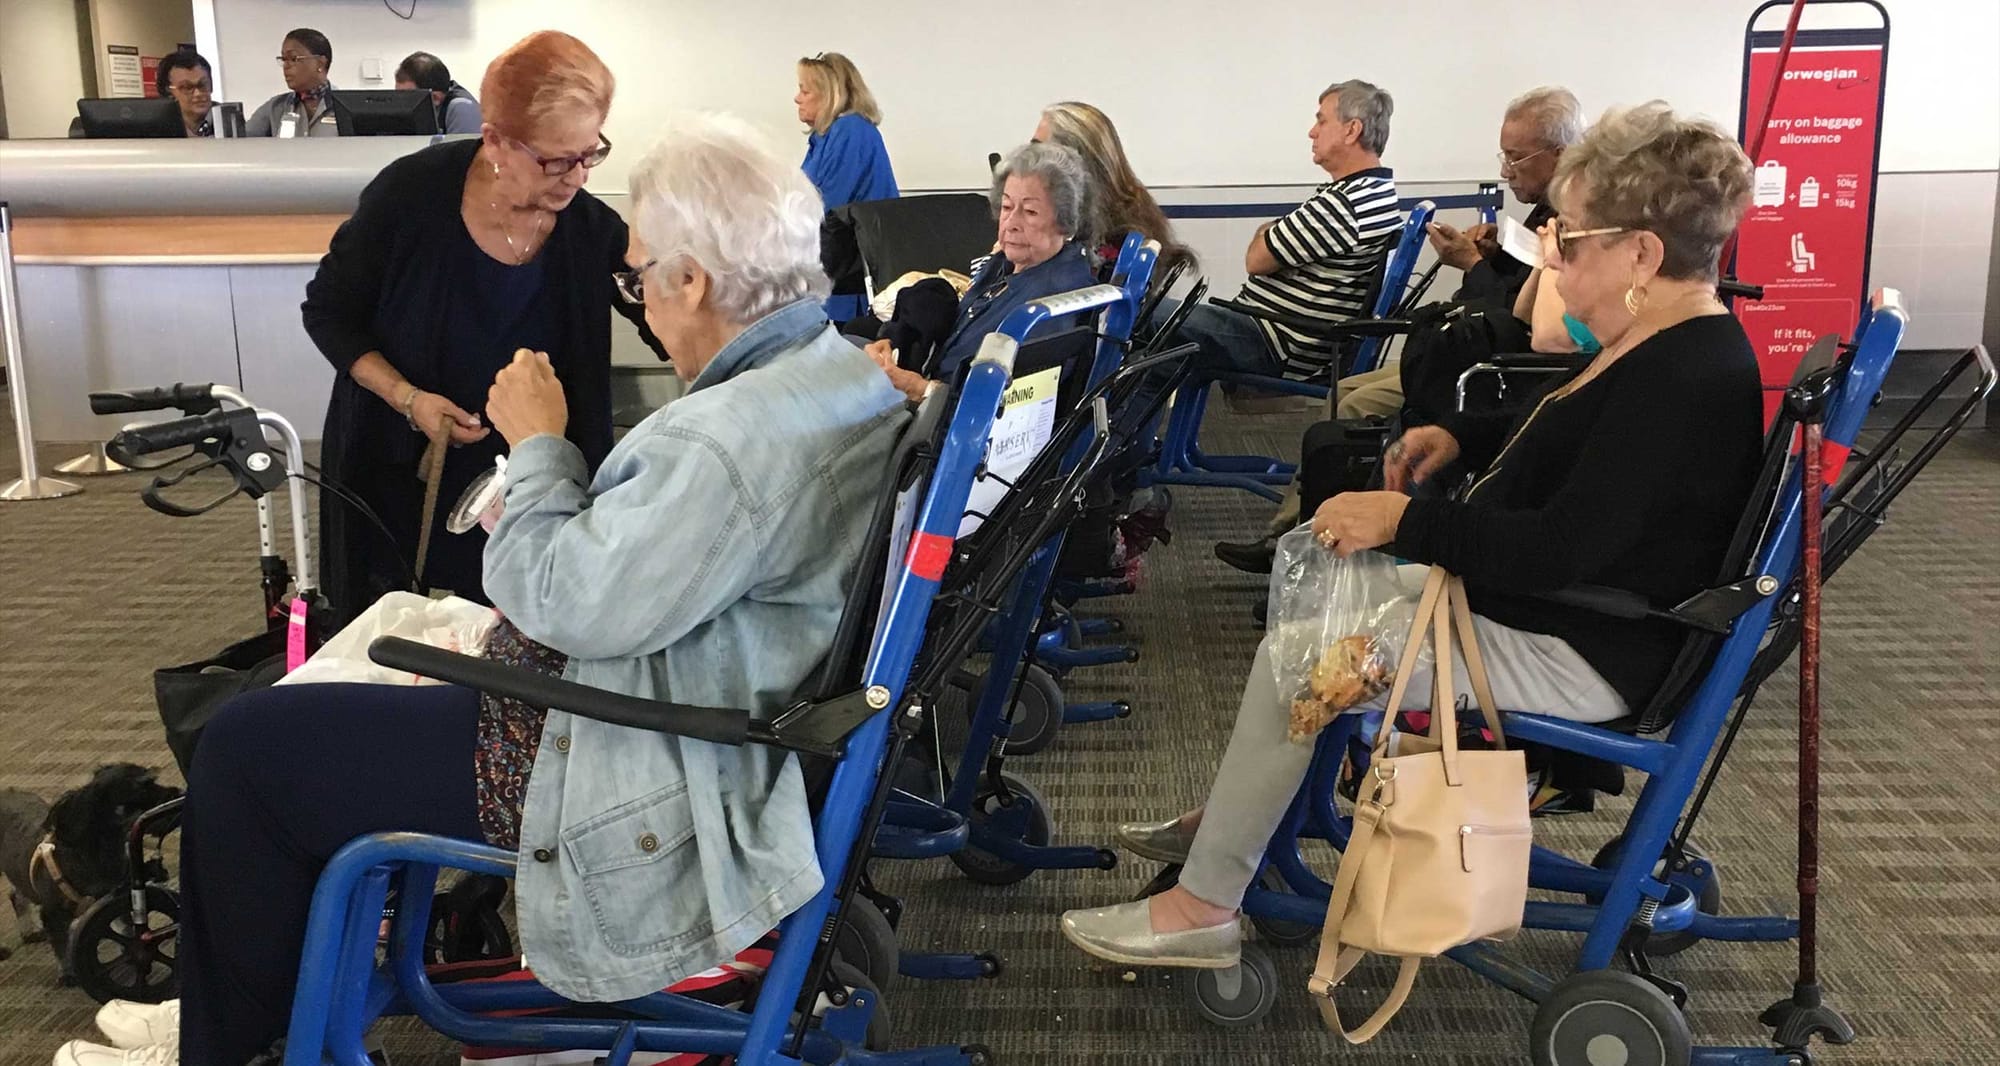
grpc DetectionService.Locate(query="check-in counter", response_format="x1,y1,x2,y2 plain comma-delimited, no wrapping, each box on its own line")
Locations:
0,137,672,444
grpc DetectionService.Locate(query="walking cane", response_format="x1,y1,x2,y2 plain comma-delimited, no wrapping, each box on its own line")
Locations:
1761,384,1855,1051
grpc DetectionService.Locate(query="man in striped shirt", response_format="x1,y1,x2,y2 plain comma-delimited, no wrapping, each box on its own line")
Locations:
1175,80,1402,382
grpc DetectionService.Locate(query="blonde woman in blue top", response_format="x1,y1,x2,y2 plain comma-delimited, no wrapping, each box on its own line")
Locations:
796,52,899,209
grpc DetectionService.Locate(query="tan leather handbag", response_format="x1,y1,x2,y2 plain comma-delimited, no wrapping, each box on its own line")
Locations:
1308,565,1531,1042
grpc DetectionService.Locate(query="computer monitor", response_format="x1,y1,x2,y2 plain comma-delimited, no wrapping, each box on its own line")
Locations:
77,97,185,139
330,90,438,136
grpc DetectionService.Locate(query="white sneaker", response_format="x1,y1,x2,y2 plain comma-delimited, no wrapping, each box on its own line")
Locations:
52,1040,177,1066
95,1000,180,1050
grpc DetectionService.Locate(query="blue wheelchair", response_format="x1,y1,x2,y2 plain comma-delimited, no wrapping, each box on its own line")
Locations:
1127,292,1997,1064
270,327,1055,1066
1147,196,1451,501
874,241,1241,890
907,235,1172,762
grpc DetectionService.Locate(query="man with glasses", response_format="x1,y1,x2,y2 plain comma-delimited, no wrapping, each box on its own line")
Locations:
1325,86,1586,423
1425,86,1584,307
155,49,215,137
1214,87,1587,579
246,28,341,137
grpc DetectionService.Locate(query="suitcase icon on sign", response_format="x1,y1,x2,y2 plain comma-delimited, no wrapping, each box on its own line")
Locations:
1799,177,1820,208
1754,160,1787,207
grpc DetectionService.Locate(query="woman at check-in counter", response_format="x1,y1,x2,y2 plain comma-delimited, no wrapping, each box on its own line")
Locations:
156,50,215,137
246,28,340,137
301,30,662,626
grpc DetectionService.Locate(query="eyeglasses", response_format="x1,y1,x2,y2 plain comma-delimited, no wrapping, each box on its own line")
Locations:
511,134,613,177
276,54,319,66
614,259,657,304
168,79,213,94
1495,146,1553,173
1550,219,1629,261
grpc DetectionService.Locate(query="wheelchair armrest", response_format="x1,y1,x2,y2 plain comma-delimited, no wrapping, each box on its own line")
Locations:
1478,354,1584,371
367,637,845,756
1210,297,1413,339
1532,578,1772,637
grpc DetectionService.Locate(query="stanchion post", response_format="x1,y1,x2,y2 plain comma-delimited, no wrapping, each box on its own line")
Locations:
0,200,82,502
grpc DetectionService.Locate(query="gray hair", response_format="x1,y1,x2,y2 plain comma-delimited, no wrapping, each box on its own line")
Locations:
989,141,1092,240
1505,86,1585,149
1551,102,1754,280
628,113,830,324
1319,79,1393,156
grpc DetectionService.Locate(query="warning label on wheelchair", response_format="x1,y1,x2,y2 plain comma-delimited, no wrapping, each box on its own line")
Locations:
961,365,1061,536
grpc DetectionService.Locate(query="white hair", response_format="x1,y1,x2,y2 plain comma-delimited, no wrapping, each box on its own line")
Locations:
1505,86,1585,149
627,113,830,324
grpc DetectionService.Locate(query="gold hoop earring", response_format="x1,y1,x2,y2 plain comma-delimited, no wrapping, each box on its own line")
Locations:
1624,283,1648,317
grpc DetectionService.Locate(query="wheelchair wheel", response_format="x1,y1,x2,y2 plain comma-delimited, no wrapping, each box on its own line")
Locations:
1002,665,1065,756
67,886,179,1005
950,772,1054,886
425,874,514,964
1531,969,1691,1066
833,896,900,991
1589,836,1720,957
957,665,1064,757
826,958,893,1051
1247,867,1319,947
1191,944,1278,1029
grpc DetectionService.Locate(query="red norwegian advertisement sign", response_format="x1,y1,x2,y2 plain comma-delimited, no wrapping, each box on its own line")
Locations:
1736,17,1888,421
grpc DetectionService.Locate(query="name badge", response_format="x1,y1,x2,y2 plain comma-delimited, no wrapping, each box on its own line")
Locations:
278,113,298,139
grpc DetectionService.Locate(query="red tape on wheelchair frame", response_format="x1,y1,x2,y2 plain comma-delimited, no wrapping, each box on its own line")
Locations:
906,531,955,581
1820,440,1851,485
1789,431,1853,487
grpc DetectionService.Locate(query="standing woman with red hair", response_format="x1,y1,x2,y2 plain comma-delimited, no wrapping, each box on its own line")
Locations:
302,29,662,626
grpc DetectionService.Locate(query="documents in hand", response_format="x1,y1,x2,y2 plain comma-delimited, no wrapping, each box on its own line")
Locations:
1498,215,1544,269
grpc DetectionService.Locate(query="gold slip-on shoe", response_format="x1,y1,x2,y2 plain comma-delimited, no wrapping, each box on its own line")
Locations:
1060,898,1241,969
1114,816,1199,865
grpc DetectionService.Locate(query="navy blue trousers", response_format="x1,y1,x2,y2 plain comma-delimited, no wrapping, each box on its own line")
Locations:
181,682,484,1065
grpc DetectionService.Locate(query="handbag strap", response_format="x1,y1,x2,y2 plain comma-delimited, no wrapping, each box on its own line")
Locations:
1307,791,1424,1042
1447,575,1508,748
1430,579,1467,785
1370,566,1450,760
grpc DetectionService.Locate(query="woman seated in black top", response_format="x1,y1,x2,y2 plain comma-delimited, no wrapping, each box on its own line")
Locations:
1060,102,1763,971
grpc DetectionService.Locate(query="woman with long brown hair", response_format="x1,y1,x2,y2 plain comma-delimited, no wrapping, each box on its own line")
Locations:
1035,101,1194,272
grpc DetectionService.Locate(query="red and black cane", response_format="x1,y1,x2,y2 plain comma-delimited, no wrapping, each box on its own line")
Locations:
1761,411,1856,1051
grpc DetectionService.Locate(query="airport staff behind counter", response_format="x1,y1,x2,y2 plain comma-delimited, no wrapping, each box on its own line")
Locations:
247,27,342,137
397,51,483,135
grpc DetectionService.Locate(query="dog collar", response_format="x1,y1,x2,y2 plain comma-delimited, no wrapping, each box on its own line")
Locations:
31,836,93,908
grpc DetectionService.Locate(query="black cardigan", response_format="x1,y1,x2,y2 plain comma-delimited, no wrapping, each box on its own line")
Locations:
1392,313,1764,710
302,138,663,472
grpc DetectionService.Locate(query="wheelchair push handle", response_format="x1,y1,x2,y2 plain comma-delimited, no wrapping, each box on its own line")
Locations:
89,382,219,416
367,637,757,749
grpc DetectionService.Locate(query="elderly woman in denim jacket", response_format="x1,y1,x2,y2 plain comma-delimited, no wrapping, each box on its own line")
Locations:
133,114,910,1066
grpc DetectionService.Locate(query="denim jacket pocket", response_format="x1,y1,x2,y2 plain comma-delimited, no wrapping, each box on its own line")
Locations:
560,783,702,956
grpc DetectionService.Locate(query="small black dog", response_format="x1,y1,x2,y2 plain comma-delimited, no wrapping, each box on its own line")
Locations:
0,763,183,980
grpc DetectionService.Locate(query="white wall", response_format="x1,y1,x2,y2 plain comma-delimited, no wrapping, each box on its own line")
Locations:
202,0,1999,189
0,0,91,139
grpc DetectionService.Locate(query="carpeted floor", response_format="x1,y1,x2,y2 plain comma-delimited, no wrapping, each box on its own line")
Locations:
2,393,1996,1066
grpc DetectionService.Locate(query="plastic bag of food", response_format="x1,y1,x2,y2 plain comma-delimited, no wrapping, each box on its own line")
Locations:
1265,529,1427,743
